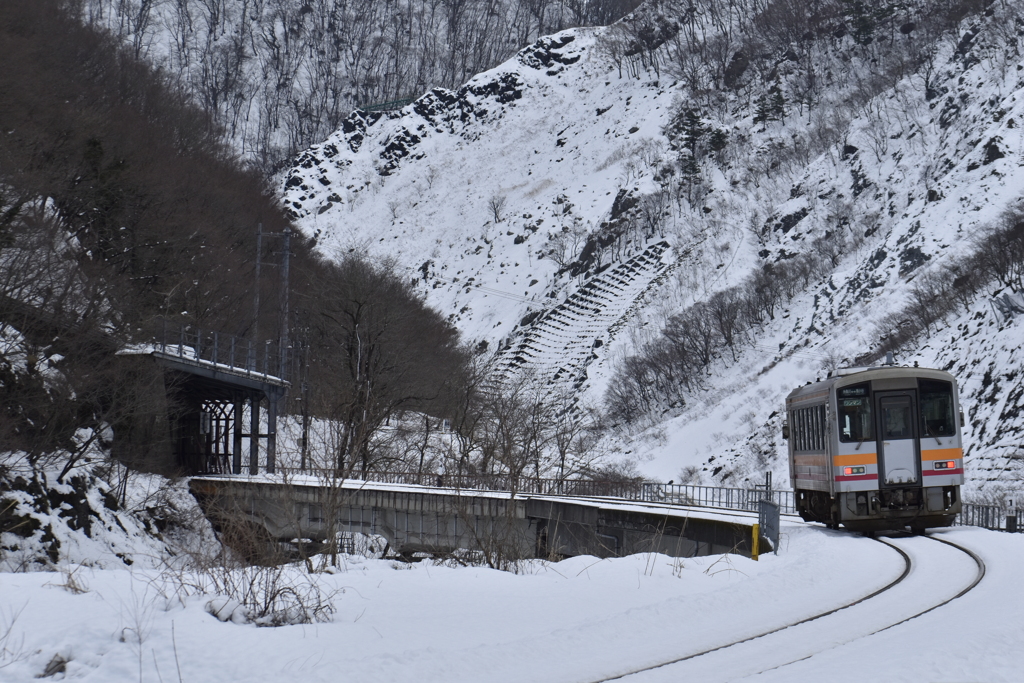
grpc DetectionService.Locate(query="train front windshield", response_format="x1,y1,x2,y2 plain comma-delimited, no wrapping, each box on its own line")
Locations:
920,379,956,437
838,383,873,442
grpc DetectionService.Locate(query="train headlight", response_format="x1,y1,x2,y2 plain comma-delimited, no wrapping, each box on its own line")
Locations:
843,466,866,475
934,460,956,470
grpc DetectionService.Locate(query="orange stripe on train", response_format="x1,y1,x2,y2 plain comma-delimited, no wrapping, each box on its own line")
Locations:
920,447,963,461
833,453,877,467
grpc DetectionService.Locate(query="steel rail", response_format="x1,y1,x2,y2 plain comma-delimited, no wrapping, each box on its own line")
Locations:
871,535,985,632
586,537,912,683
747,534,986,676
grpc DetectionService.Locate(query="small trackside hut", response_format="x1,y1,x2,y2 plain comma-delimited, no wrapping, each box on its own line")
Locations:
784,364,964,532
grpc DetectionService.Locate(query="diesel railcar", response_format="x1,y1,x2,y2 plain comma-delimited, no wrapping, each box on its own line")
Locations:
785,364,964,532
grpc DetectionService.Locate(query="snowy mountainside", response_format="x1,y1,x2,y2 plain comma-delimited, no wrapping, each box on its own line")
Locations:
284,27,694,382
284,1,1024,497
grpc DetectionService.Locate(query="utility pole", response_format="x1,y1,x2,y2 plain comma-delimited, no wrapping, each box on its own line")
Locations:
300,339,310,471
253,223,263,355
252,223,293,379
280,228,291,378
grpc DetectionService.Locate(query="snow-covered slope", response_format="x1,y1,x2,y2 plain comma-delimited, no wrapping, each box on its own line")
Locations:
284,28,678,366
284,1,1024,498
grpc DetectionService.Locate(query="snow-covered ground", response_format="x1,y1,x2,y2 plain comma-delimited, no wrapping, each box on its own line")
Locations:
2,521,1020,682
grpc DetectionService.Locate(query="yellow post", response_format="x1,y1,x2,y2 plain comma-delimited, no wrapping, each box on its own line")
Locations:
751,523,760,561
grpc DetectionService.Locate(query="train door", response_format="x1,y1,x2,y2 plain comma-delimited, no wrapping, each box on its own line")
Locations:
875,391,921,486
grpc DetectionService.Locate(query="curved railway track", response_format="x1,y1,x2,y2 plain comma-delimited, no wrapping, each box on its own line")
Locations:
587,533,985,683
870,535,985,631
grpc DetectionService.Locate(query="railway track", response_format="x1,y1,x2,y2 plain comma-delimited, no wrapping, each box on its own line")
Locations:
586,533,985,683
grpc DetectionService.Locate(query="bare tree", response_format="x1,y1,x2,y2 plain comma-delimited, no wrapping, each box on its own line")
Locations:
488,194,508,223
307,256,468,476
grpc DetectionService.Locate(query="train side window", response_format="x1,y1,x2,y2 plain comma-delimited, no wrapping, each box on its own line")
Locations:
818,404,827,450
794,406,827,451
837,383,873,443
919,379,956,437
812,406,821,450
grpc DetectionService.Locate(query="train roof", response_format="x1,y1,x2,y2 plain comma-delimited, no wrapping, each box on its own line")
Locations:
785,365,957,403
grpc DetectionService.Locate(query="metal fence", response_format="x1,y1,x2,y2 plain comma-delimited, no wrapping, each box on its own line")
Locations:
639,483,796,514
279,470,790,510
276,469,647,499
152,324,292,381
260,468,1024,534
956,503,1022,533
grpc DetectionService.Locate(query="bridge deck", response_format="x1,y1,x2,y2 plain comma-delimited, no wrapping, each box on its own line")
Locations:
189,475,765,560
194,473,760,522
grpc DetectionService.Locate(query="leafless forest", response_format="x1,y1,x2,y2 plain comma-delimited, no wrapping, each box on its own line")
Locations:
75,0,640,171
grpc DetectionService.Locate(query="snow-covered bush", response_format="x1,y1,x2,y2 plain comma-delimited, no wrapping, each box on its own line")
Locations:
0,464,169,571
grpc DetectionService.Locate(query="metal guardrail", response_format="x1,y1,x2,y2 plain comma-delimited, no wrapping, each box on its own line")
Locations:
640,483,796,514
273,470,792,511
274,469,646,499
268,470,1023,534
957,503,1022,532
152,324,291,382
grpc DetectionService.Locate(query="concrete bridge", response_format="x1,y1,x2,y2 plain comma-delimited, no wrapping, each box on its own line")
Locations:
189,475,765,561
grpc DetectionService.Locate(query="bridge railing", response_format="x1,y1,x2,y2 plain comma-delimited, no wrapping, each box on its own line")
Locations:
260,469,1023,533
275,469,646,498
152,324,291,382
639,483,796,514
275,469,788,510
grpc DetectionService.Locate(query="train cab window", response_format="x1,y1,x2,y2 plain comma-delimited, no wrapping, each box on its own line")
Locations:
880,396,913,439
920,379,956,438
838,383,874,443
